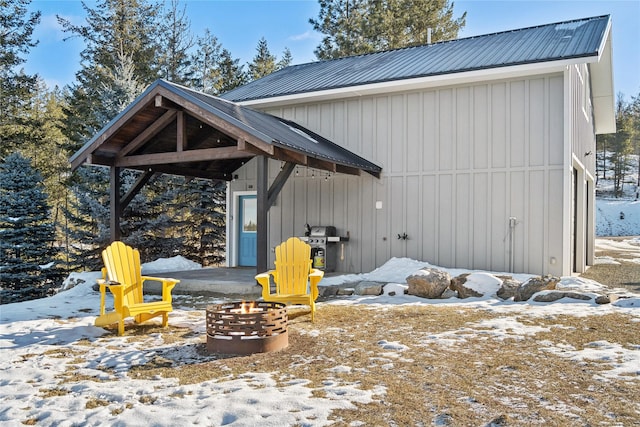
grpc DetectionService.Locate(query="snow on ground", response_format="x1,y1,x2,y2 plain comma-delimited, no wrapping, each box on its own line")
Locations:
1,255,639,426
596,198,640,236
596,153,640,237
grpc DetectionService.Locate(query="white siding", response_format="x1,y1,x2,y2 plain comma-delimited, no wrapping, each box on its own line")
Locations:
232,74,569,275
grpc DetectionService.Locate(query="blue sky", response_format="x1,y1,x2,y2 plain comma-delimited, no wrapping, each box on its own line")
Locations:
24,0,640,98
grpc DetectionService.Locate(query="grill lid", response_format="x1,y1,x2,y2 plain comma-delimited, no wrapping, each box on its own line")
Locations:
309,226,336,237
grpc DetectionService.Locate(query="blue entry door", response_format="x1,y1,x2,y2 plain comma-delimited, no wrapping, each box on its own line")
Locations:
238,195,257,266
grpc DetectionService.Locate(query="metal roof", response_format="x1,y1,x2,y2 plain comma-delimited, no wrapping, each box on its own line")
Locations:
70,80,381,178
221,15,611,103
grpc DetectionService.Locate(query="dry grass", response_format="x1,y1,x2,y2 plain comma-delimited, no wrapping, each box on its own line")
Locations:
79,304,640,426
581,238,640,293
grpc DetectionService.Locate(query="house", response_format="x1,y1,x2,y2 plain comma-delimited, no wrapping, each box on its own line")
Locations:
220,15,615,277
70,15,614,278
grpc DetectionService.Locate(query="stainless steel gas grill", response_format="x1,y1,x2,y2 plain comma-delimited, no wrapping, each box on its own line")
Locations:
299,226,348,272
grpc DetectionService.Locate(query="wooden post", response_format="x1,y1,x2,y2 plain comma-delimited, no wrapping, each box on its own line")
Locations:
256,156,269,273
110,166,122,242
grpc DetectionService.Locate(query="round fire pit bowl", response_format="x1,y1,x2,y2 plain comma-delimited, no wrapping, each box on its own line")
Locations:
206,301,288,355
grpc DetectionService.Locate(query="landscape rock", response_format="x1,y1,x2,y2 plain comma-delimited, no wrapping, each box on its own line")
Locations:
406,268,451,299
355,281,383,296
496,276,521,300
514,275,560,302
533,291,592,302
336,287,355,296
595,295,611,304
440,288,458,299
319,285,340,298
449,274,482,298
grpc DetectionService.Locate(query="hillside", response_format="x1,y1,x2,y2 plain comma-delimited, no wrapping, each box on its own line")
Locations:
596,154,639,237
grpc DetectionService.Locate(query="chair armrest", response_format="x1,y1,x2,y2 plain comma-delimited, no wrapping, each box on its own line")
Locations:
141,276,179,302
309,268,324,301
255,270,276,300
96,279,124,313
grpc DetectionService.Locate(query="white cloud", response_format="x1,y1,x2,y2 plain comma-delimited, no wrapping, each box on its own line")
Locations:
288,30,319,42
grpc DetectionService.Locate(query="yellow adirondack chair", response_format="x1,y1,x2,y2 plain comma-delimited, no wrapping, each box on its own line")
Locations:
255,237,324,321
94,241,179,335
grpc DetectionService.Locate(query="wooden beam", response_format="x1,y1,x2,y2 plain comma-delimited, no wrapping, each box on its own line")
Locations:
256,155,269,274
119,110,177,158
70,90,158,171
267,162,295,209
335,164,363,176
308,157,337,172
273,147,308,165
110,167,122,242
176,111,185,152
155,95,180,110
87,154,114,167
116,146,252,168
237,137,275,156
144,164,233,181
157,86,275,155
121,170,157,210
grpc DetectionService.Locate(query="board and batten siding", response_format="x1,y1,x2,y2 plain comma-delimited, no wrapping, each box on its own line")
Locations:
230,74,567,276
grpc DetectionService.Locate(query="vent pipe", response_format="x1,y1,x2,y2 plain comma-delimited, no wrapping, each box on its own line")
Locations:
427,28,432,44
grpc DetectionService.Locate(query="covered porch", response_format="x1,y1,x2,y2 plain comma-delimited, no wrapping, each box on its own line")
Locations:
69,79,381,273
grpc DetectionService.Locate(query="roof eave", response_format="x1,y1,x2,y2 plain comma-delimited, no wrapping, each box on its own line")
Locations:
590,18,616,135
234,58,597,109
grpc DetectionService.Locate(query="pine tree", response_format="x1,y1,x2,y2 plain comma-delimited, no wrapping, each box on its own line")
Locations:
157,0,194,84
58,0,161,150
0,0,41,157
609,96,633,197
248,37,283,81
190,28,223,94
62,166,111,271
310,0,466,60
0,153,60,302
174,179,226,266
217,48,248,94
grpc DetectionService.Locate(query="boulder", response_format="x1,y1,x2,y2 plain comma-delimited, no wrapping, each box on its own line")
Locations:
514,275,559,302
449,274,482,298
440,288,458,299
533,291,592,302
595,295,611,304
406,268,451,299
496,277,521,300
355,281,383,296
319,285,340,298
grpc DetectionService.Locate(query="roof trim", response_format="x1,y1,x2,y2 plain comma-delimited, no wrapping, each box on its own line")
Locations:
70,80,382,178
589,18,615,134
236,58,582,108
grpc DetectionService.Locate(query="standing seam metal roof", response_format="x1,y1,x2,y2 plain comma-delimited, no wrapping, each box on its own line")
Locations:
221,15,610,103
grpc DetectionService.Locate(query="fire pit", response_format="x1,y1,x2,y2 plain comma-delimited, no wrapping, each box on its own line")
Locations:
206,301,288,355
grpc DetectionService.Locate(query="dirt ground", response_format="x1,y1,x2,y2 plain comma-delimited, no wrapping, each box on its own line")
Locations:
580,237,640,294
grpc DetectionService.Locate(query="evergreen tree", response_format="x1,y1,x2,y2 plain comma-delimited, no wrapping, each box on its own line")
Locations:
58,0,161,150
175,179,226,266
248,37,277,81
217,48,248,94
276,47,293,70
62,166,111,271
157,0,194,84
310,0,466,60
190,28,223,94
608,95,633,197
0,0,41,157
0,153,60,302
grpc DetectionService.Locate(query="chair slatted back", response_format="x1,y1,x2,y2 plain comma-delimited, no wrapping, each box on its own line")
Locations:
102,241,144,306
274,237,313,295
